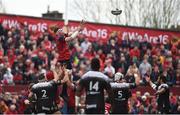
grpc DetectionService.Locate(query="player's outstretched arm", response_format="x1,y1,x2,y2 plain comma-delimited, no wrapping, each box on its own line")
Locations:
134,73,141,86
51,64,68,84
75,80,84,113
155,88,166,95
145,75,157,90
51,66,63,83
49,24,60,34
60,69,73,85
65,20,85,42
65,70,76,89
106,87,113,105
123,73,141,89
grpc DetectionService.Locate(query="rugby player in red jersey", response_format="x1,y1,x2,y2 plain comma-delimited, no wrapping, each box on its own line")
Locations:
49,20,85,114
50,20,85,69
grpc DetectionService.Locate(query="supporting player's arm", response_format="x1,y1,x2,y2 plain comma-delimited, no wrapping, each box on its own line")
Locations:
106,85,113,105
145,75,157,90
27,86,37,113
65,70,76,89
52,64,68,84
127,73,143,89
75,81,84,113
52,68,62,84
134,73,144,86
75,81,83,106
155,87,166,95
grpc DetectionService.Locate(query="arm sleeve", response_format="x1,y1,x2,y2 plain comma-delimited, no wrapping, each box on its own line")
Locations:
127,89,132,98
31,86,35,93
56,79,61,85
75,79,85,97
50,80,60,88
161,84,169,90
78,78,85,87
129,83,137,89
105,81,113,104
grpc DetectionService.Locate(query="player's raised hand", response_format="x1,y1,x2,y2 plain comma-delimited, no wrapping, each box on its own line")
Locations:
80,19,85,25
49,24,59,34
78,20,85,31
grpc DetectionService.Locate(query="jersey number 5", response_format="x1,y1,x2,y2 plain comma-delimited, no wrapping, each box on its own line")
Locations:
118,91,123,98
89,81,99,91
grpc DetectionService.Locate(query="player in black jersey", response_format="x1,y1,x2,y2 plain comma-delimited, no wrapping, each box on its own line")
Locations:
75,58,113,114
146,75,170,114
28,63,69,114
110,72,141,114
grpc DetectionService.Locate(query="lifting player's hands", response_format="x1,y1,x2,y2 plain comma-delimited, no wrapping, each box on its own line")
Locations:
24,99,30,105
60,69,71,84
51,62,65,82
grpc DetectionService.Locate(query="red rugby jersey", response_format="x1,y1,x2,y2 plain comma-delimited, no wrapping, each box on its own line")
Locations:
56,34,70,61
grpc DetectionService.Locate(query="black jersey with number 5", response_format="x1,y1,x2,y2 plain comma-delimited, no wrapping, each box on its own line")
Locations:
79,71,111,113
31,80,59,114
110,82,136,114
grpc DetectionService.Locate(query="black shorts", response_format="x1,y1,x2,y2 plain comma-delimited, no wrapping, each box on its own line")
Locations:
112,108,128,114
58,59,72,69
85,108,104,114
111,103,129,114
35,109,59,114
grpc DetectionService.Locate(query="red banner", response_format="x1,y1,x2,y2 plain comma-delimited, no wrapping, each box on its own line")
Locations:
0,14,180,44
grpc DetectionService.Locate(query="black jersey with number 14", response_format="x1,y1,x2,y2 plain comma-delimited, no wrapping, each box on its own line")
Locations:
79,71,111,113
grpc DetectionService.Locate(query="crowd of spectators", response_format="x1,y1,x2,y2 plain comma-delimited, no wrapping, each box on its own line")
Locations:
0,23,179,85
0,22,180,114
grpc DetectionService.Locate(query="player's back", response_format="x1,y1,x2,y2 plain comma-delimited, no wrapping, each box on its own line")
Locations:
79,71,111,113
31,80,58,114
157,84,169,100
110,82,134,114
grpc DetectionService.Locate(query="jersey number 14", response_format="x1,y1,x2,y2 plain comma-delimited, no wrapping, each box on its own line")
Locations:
89,81,99,91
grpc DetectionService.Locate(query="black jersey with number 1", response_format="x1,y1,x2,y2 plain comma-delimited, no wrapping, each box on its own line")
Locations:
79,71,111,114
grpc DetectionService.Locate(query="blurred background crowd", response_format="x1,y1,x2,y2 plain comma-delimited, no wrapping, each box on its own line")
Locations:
0,23,180,114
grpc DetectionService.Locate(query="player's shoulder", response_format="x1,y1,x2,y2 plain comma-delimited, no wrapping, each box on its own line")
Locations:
110,82,130,88
82,71,109,80
32,82,40,89
32,81,51,89
159,83,169,88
